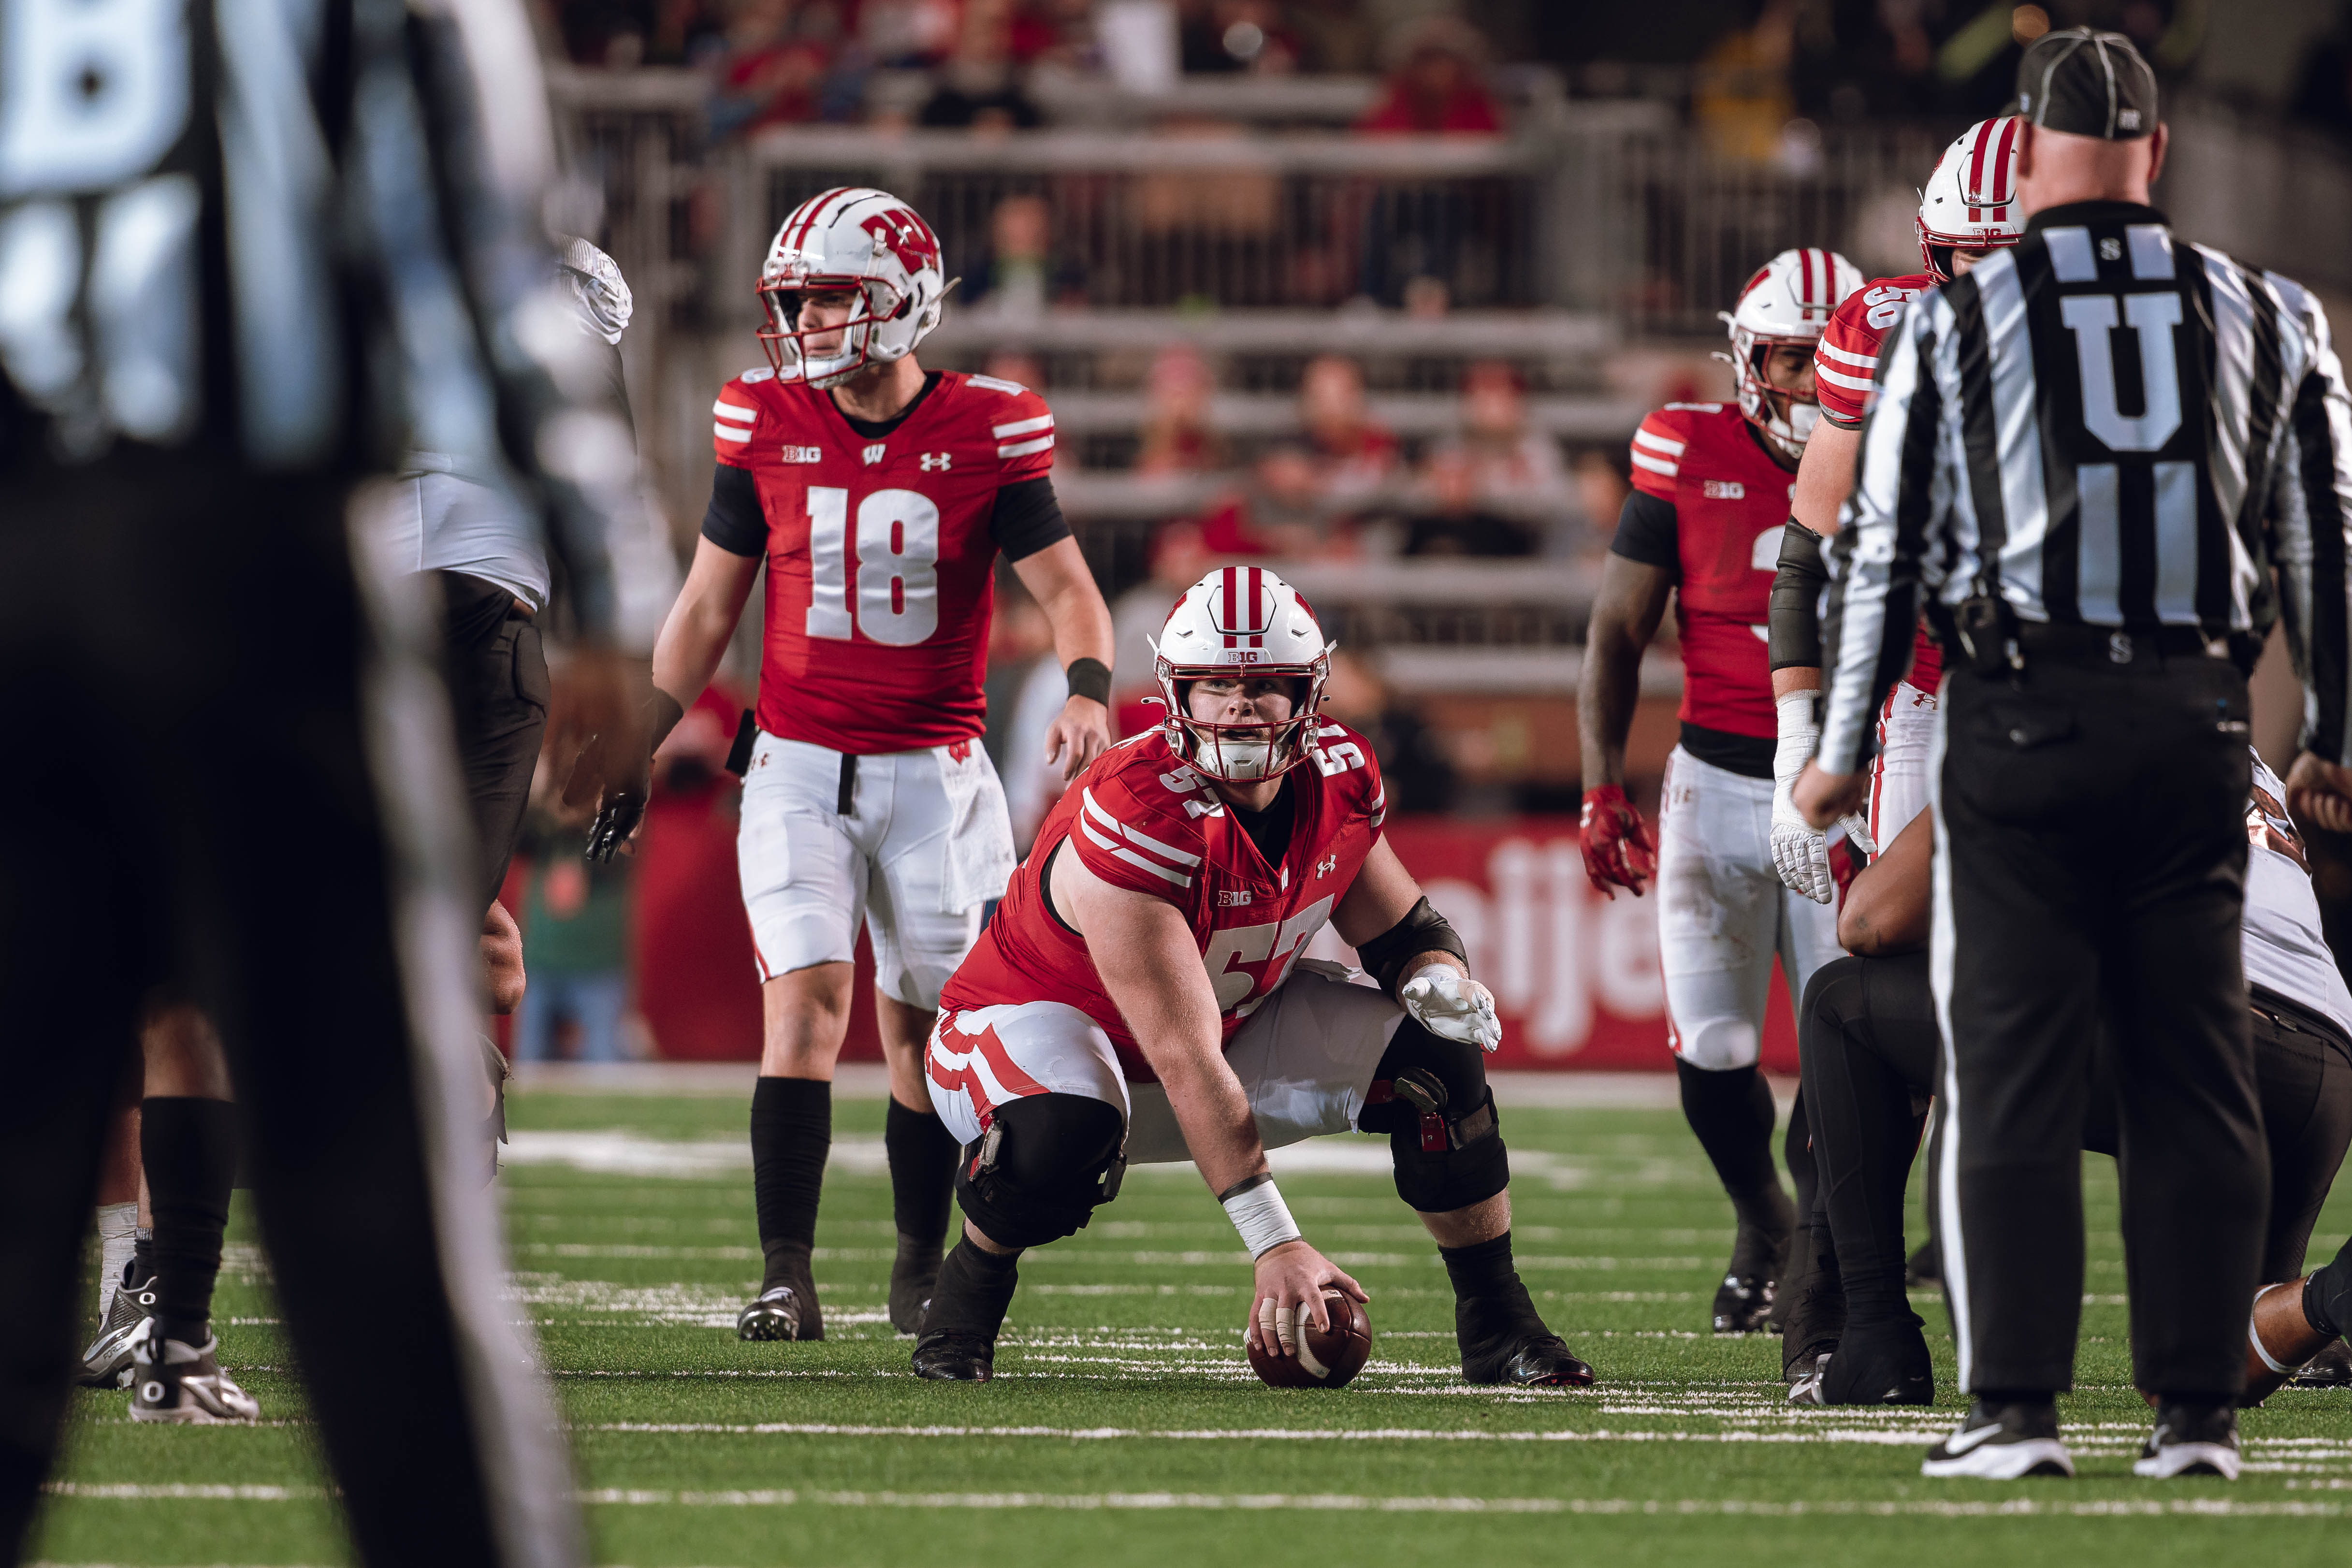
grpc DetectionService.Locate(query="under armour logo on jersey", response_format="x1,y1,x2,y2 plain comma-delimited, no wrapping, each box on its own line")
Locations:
921,452,951,471
1315,854,1337,878
862,442,886,465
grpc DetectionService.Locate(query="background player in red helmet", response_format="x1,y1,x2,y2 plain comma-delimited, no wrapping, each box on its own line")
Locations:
605,186,1116,1343
1578,247,1862,1336
914,566,1590,1388
1769,118,2026,893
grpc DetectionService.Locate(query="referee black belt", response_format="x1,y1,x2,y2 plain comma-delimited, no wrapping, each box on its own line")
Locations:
2009,623,2260,672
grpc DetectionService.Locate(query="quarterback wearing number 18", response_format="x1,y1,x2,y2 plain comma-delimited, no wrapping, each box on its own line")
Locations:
645,187,1116,1350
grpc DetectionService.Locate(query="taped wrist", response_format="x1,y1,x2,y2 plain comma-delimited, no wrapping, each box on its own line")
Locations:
1357,897,1467,1000
1359,1018,1508,1213
1769,520,1828,672
1065,656,1112,706
953,1093,1127,1251
1219,1174,1303,1258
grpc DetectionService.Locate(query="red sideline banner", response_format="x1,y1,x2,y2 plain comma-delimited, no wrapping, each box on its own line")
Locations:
633,805,1797,1073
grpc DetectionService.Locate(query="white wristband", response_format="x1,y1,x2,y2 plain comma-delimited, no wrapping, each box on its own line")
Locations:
1220,1175,1302,1259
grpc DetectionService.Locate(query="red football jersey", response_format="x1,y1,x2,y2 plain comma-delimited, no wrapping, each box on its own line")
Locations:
1812,277,1943,691
711,369,1057,753
1627,403,1797,739
941,725,1388,1081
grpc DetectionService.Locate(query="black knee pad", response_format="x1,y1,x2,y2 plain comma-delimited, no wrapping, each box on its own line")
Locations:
954,1093,1127,1251
1361,1019,1510,1213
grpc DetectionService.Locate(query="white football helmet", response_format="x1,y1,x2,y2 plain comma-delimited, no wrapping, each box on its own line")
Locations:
1916,117,2026,283
756,187,950,388
1150,566,1334,784
1719,247,1862,460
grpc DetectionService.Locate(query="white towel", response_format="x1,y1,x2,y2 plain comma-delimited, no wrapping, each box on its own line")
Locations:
936,740,1018,914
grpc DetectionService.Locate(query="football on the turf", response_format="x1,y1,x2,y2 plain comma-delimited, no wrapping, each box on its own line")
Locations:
1247,1292,1371,1389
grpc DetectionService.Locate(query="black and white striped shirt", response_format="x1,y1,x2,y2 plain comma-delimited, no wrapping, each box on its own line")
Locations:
1818,199,2352,774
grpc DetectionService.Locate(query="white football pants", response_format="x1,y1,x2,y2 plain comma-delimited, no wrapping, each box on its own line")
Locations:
1868,678,1940,848
926,960,1404,1160
736,731,1014,1009
1655,746,1844,1071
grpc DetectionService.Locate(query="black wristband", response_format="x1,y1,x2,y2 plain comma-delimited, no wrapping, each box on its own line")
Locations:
1065,657,1111,705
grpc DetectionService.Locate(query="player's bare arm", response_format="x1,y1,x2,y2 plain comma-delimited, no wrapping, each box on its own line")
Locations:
1577,553,1671,896
1835,811,1931,956
1047,841,1366,1340
1010,536,1116,780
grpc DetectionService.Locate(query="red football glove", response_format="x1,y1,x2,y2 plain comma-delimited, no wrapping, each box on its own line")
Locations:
1580,784,1657,899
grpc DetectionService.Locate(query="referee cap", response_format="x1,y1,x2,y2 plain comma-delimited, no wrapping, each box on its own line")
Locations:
2016,28,2158,140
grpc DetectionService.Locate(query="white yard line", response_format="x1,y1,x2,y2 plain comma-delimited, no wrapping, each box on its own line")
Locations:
52,1481,2337,1520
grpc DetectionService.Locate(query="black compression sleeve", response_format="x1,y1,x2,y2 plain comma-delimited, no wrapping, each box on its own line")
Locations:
990,476,1073,561
1769,520,1829,671
1608,490,1681,569
701,465,765,558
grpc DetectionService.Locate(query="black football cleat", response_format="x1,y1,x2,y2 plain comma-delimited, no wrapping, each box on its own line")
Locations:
1817,1315,1934,1406
912,1329,997,1381
1921,1398,2074,1479
1777,1237,1845,1388
2134,1403,2240,1480
737,1249,824,1342
890,1234,944,1336
78,1259,158,1389
1786,1351,1829,1405
1713,1212,1788,1336
2290,1337,2352,1388
1463,1332,1595,1388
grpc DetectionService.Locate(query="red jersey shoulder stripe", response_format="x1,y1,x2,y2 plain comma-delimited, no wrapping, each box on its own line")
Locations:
1077,787,1199,888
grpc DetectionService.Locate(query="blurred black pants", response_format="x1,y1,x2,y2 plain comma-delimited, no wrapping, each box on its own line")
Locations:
1935,649,2263,1398
1801,954,2352,1356
437,570,548,912
0,457,575,1567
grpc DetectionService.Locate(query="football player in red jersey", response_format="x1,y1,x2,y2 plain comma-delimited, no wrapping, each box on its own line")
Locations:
606,187,1116,1343
912,567,1592,1387
1769,118,2025,894
1578,247,1863,1336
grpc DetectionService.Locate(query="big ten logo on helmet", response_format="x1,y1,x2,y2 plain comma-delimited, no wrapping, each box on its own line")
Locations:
1302,831,1664,1060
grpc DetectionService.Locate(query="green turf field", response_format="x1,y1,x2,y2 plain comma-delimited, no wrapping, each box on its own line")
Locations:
30,1087,2352,1567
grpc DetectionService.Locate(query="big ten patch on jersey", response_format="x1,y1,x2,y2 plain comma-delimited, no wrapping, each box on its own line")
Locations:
1814,275,1931,428
1630,402,1797,737
709,367,1057,752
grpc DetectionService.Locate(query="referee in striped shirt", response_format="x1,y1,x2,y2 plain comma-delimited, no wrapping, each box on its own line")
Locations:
1794,29,2352,1481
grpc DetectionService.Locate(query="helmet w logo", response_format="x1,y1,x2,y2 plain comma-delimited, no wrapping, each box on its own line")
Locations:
862,211,940,276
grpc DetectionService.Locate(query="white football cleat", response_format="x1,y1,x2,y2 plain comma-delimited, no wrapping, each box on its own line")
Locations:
127,1323,261,1424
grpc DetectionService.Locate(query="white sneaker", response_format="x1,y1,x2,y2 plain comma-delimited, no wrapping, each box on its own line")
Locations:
1920,1399,2074,1479
2133,1404,2240,1480
127,1322,260,1424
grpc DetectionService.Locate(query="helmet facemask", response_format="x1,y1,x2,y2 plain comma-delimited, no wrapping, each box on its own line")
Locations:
1154,663,1328,784
1722,324,1822,462
756,274,909,388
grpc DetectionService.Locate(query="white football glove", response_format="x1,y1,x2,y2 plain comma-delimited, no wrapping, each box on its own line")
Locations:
1399,964,1502,1052
1770,691,1836,904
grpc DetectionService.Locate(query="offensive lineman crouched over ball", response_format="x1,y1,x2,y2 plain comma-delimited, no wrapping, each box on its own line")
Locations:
915,566,1594,1387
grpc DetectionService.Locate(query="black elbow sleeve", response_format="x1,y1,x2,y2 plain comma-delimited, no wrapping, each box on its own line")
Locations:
1768,520,1828,672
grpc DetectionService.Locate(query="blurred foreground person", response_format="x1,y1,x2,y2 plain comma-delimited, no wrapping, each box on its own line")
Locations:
0,0,642,1560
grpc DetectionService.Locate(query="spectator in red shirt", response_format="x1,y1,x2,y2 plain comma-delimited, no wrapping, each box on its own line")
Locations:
1298,355,1399,504
1356,16,1503,135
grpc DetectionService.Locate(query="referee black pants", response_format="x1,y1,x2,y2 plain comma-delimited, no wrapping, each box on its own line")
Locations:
0,459,577,1566
1935,651,2266,1399
1801,954,2352,1344
437,570,550,912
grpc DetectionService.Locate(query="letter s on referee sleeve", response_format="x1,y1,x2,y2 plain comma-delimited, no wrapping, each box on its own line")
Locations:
2272,293,2352,768
1820,302,1942,777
